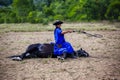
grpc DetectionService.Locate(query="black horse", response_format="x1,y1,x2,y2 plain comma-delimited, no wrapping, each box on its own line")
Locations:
9,43,89,61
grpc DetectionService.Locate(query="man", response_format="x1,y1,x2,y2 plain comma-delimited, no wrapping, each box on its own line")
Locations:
53,20,77,60
10,20,77,61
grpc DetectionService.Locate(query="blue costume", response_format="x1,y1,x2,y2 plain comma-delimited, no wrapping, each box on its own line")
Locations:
54,27,74,56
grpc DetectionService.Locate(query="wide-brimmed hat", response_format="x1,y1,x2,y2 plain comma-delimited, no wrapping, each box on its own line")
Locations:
53,20,63,25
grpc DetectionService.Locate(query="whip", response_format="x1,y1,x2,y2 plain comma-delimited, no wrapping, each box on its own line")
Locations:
73,30,103,38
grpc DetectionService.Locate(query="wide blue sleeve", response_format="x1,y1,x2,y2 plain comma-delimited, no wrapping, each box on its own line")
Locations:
57,28,62,34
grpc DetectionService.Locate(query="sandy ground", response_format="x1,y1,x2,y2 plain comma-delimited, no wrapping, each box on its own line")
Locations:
0,31,120,80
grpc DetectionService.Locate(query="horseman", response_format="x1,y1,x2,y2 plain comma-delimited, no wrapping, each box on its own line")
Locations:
53,20,77,60
10,20,89,61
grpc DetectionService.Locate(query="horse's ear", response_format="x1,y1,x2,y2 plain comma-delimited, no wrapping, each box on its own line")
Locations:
80,48,83,51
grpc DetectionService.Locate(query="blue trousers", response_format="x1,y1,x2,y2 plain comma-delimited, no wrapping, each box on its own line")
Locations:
54,42,74,56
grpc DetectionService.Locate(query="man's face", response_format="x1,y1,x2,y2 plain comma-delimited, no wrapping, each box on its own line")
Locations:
57,24,61,27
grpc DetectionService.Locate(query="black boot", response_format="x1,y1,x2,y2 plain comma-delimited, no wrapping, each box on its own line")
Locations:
62,52,67,59
57,52,67,60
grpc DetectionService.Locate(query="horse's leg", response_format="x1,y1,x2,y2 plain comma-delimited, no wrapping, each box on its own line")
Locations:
20,47,40,59
11,46,40,61
11,55,23,61
10,44,41,61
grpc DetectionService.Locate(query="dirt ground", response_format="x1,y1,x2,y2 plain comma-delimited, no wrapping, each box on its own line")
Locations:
0,31,120,80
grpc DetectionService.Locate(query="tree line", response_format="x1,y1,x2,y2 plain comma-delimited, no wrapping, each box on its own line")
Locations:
0,0,120,24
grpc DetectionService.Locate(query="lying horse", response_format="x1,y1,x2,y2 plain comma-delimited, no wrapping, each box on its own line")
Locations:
9,43,89,61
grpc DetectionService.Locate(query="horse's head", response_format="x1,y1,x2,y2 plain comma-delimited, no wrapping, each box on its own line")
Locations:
76,48,89,57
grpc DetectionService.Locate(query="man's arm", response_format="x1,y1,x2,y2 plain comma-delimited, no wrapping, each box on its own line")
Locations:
61,30,73,34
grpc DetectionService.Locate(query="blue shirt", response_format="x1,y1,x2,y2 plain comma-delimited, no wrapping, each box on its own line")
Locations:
54,27,65,45
53,27,74,55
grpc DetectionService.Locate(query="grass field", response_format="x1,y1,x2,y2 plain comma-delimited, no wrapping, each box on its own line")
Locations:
0,22,120,80
0,22,119,33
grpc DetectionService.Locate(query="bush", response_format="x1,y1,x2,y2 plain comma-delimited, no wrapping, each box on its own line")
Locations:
27,11,44,23
54,15,64,20
105,1,120,21
0,18,4,23
42,18,48,25
118,16,120,21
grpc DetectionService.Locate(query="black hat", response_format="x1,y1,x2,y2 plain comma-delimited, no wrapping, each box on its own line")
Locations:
53,20,63,25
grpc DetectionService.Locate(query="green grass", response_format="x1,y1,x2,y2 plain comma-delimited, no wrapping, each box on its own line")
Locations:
0,23,54,33
0,23,119,34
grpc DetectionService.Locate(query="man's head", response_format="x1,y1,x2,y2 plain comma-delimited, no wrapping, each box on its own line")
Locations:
53,20,63,27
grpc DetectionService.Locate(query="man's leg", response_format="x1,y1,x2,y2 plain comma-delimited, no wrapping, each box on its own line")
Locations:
62,42,77,59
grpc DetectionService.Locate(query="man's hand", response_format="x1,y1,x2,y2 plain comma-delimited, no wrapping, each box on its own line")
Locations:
67,30,74,33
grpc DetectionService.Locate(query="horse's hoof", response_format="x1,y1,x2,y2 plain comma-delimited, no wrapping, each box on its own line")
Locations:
11,57,22,61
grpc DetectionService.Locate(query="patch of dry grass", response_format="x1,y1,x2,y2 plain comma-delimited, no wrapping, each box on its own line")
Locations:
0,22,119,34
